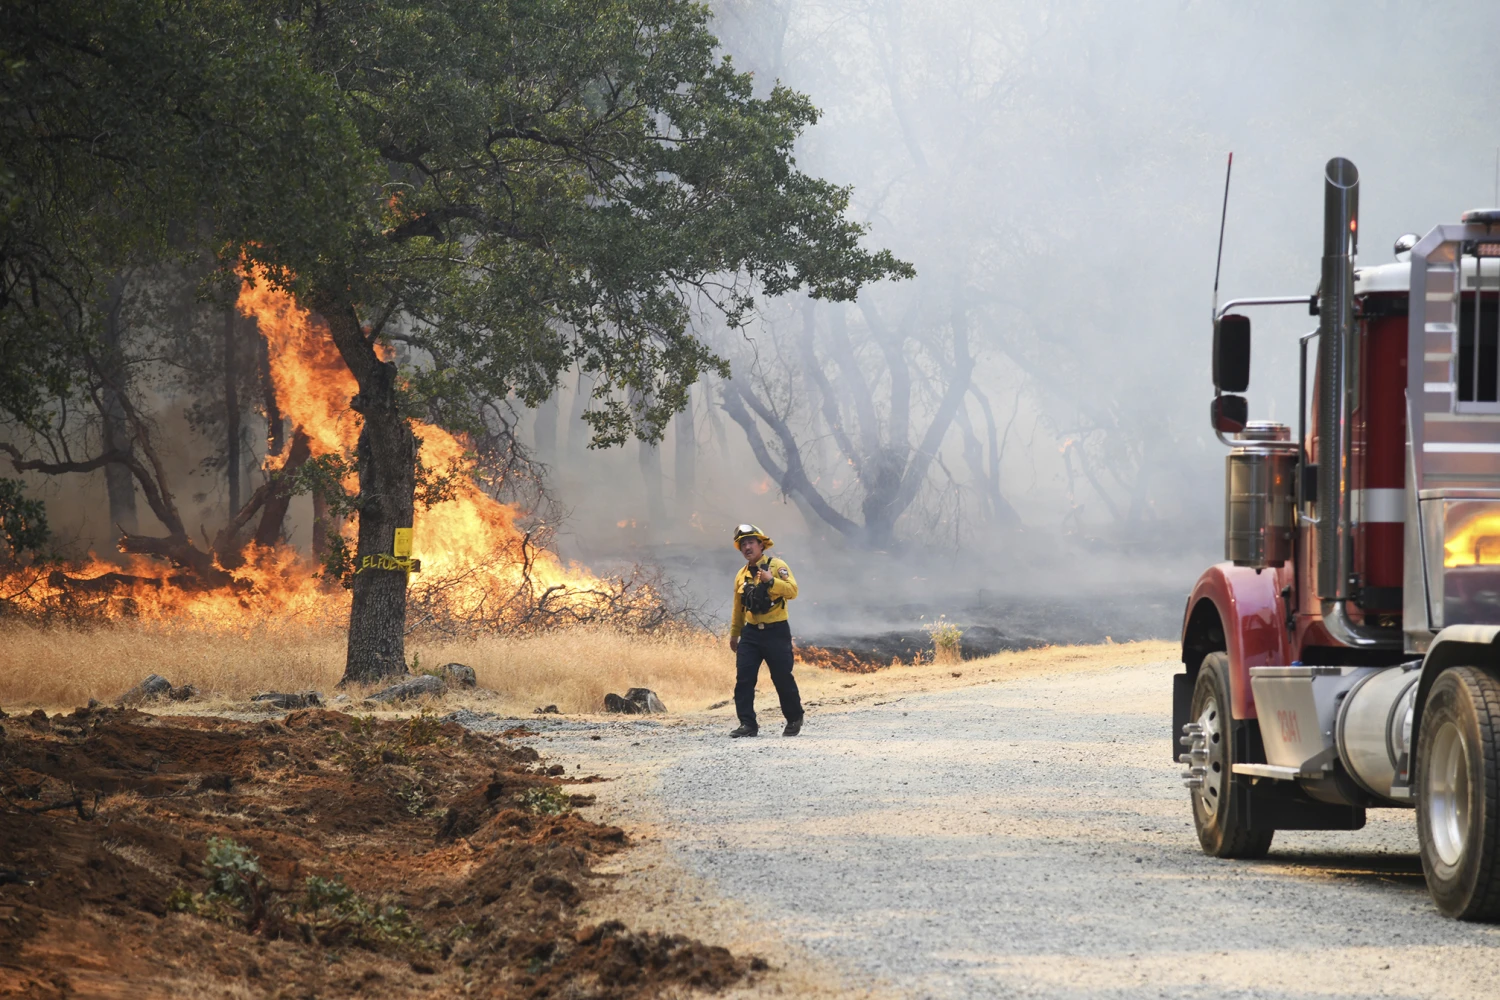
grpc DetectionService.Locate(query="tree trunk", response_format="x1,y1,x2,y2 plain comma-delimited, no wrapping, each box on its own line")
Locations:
317,293,414,685
969,386,1023,528
638,439,665,535
117,533,232,586
673,386,695,519
345,392,415,681
224,309,241,513
859,451,903,546
629,388,665,535
258,330,284,457
101,397,138,535
567,368,591,460
253,430,311,548
312,491,328,558
955,401,991,524
211,429,310,569
100,275,138,534
534,393,558,463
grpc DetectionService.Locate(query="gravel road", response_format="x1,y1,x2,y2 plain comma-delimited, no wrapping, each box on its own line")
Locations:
460,656,1500,999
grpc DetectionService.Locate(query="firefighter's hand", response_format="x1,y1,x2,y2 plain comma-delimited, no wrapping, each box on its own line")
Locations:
729,636,740,653
757,568,772,583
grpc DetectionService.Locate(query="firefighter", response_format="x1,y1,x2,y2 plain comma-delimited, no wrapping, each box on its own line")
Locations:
727,523,804,738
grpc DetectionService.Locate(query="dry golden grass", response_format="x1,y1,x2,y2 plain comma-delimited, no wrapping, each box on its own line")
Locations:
0,621,740,714
419,628,736,715
0,622,349,711
0,619,1179,717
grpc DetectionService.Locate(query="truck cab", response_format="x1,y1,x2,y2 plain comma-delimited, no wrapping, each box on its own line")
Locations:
1178,158,1500,920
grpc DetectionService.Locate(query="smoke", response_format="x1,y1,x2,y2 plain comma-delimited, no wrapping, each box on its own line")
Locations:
528,1,1500,635
14,1,1500,642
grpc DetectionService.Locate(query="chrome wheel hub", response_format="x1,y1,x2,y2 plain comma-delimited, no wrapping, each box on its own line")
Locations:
1426,720,1471,869
1181,696,1225,818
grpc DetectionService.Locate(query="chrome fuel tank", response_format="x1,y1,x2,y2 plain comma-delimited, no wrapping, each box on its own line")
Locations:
1335,664,1419,802
1226,422,1297,569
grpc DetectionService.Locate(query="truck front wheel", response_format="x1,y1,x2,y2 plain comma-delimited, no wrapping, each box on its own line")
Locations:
1416,666,1500,920
1188,652,1274,858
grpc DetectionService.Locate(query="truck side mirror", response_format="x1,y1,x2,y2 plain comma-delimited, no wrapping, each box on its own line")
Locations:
1214,314,1251,392
1212,394,1248,434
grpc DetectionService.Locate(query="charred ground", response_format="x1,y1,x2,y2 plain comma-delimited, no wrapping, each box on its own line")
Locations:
797,588,1184,667
0,706,752,998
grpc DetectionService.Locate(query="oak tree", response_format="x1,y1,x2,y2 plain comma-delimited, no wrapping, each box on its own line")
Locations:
231,0,911,682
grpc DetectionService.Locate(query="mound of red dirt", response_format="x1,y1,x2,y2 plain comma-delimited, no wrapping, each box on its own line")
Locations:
0,705,749,998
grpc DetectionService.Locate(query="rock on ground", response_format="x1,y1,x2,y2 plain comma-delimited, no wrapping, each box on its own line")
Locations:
117,674,195,705
603,688,667,714
438,662,477,688
626,688,667,713
367,674,446,703
252,691,324,710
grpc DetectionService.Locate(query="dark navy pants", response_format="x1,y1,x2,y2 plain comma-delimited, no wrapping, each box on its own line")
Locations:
734,620,803,728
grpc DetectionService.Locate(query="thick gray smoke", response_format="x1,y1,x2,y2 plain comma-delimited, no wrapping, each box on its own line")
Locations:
536,1,1500,638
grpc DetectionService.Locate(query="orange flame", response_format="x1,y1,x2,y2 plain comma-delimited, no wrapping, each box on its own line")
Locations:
239,279,357,459
793,645,886,673
1444,509,1500,567
2,275,650,631
240,275,618,613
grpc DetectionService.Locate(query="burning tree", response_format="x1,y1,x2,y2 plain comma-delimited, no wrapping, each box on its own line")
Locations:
242,1,912,683
1,0,911,683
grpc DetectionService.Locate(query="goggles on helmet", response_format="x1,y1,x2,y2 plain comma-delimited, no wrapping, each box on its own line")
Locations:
733,524,768,546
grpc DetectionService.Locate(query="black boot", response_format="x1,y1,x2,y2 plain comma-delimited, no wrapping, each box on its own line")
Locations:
783,716,803,737
729,723,758,738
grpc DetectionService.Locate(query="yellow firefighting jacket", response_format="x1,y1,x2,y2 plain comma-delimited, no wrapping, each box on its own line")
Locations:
730,556,798,637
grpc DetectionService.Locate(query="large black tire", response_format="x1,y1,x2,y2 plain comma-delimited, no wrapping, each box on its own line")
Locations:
1415,666,1500,920
1189,652,1274,858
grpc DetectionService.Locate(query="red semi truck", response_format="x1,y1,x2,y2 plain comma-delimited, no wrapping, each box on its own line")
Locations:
1179,157,1500,919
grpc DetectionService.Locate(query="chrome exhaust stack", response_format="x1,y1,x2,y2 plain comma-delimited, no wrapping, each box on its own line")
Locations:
1315,157,1400,648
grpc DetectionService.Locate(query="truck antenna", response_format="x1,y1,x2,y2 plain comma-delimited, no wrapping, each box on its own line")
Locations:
1213,151,1233,320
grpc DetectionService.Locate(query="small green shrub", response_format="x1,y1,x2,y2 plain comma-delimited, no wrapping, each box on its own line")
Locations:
327,715,412,772
922,616,964,664
518,786,572,816
294,875,421,947
168,836,268,925
166,884,197,913
403,706,442,748
204,837,266,908
396,781,430,816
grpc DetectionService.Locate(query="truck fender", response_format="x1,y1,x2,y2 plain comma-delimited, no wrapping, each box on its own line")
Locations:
1411,625,1500,755
1179,562,1291,722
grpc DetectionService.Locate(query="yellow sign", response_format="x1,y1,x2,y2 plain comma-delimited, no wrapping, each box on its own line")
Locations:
393,527,413,558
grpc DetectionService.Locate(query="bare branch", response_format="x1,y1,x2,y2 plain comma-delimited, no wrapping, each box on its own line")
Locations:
721,380,860,538
0,442,129,476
